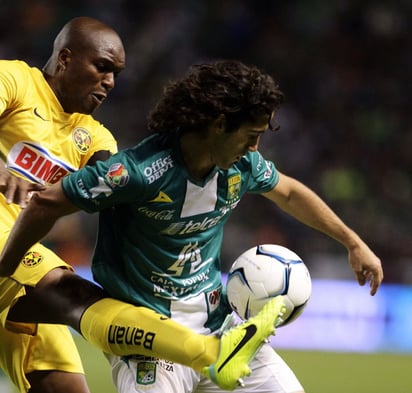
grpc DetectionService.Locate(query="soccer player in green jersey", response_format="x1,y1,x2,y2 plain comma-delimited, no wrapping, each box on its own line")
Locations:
0,18,282,393
0,60,383,393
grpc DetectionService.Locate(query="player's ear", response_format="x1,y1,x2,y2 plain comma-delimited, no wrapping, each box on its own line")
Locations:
210,114,226,135
58,48,72,70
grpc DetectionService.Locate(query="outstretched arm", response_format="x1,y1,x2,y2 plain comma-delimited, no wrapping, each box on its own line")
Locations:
263,172,383,295
0,183,79,276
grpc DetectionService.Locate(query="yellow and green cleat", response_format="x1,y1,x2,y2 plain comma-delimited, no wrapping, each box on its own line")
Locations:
202,296,286,390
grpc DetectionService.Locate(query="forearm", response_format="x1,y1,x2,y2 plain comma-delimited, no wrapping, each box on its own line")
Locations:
0,203,56,276
0,185,78,276
264,172,383,295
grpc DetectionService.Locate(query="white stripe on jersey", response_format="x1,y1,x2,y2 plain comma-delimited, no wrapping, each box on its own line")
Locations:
180,172,218,217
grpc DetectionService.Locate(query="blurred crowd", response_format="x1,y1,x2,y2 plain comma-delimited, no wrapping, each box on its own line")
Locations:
0,0,410,283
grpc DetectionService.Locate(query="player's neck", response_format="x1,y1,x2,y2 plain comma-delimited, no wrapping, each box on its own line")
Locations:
179,132,215,180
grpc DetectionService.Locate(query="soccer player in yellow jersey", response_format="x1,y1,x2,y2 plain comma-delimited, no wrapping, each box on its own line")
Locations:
0,16,286,393
0,16,122,393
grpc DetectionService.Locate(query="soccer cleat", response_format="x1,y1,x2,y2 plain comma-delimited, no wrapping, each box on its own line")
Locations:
202,296,286,390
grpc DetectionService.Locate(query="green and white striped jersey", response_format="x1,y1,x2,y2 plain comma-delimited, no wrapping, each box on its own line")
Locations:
62,132,279,332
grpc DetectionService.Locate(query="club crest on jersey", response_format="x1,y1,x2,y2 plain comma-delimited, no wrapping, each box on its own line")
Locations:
21,251,43,268
105,163,129,187
72,128,92,153
226,174,241,203
136,361,156,385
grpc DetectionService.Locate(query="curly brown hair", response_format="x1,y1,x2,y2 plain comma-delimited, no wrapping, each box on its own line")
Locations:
147,60,284,133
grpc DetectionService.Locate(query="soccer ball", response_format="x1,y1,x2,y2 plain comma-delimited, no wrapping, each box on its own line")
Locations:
226,244,312,327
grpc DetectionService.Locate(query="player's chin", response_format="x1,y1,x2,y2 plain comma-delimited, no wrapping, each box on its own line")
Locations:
231,156,242,166
76,103,98,115
85,95,103,114
221,162,236,170
218,156,241,170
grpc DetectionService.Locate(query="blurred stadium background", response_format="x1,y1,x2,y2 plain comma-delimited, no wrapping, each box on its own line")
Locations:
0,0,410,392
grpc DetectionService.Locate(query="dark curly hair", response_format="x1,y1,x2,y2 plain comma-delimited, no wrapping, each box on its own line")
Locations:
147,60,284,133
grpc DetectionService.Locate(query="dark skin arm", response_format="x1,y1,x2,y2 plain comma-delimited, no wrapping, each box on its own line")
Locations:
0,151,113,329
0,149,111,276
0,182,105,331
0,182,79,276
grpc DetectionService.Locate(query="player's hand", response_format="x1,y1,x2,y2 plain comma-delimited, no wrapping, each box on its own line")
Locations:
348,242,383,296
0,164,45,208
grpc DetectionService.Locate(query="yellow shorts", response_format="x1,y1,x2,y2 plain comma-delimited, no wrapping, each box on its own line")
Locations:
0,229,73,327
0,231,84,392
0,323,84,393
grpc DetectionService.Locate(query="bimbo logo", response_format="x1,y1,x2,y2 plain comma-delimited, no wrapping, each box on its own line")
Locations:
7,142,76,185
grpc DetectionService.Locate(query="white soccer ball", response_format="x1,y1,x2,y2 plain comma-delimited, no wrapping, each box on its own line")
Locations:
226,244,312,327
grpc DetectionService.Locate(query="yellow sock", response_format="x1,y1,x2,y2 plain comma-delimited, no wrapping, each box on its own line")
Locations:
80,298,219,371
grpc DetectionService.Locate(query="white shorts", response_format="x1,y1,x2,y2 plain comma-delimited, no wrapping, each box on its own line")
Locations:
106,343,304,393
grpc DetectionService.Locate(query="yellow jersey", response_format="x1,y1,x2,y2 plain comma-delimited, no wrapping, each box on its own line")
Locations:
0,60,117,230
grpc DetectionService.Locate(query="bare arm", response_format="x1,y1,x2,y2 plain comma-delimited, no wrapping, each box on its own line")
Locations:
0,161,45,208
0,183,79,276
263,172,383,295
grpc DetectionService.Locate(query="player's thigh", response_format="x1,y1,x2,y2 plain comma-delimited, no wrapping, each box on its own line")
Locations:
0,323,85,393
197,344,304,393
107,354,199,393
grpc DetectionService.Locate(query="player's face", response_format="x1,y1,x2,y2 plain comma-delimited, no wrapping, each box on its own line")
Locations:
211,114,274,169
56,33,125,114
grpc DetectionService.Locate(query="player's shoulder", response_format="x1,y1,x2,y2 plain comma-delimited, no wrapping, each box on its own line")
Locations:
115,133,175,183
67,113,117,153
70,113,112,137
0,60,43,101
234,150,277,181
127,132,174,162
0,59,36,76
235,150,266,170
0,59,29,69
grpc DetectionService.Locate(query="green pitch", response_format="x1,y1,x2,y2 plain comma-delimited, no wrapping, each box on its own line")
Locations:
2,335,411,393
278,350,412,393
75,336,412,393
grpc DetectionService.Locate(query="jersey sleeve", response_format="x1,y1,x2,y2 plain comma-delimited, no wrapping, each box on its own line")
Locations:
76,121,118,168
243,151,279,193
90,124,117,154
61,148,143,213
